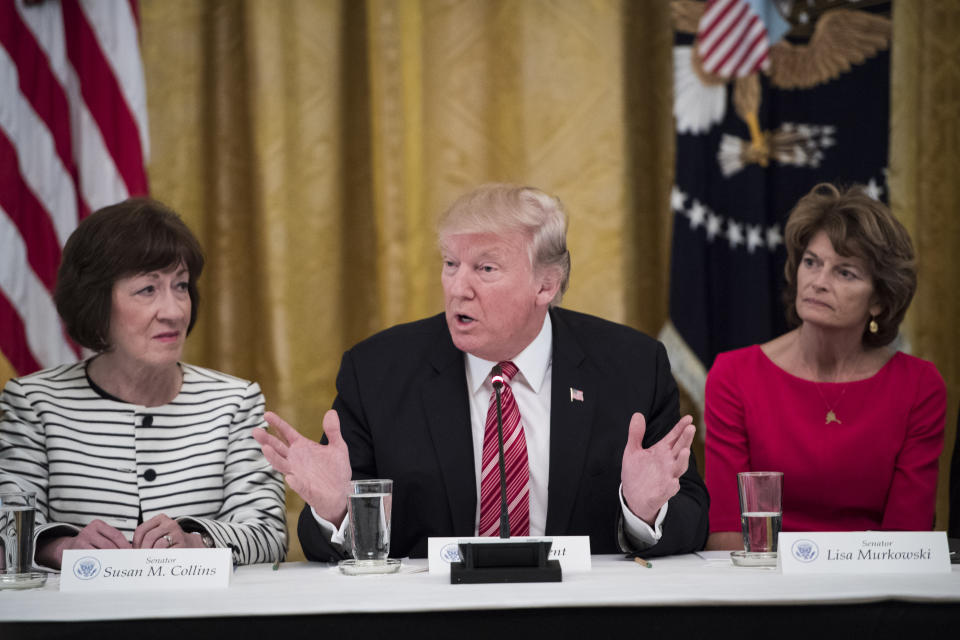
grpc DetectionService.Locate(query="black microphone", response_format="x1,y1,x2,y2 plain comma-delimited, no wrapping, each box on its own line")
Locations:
448,362,561,583
490,364,510,539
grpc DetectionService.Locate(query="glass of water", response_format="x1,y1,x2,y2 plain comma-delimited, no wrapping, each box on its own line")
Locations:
339,479,400,575
0,491,47,589
732,471,783,567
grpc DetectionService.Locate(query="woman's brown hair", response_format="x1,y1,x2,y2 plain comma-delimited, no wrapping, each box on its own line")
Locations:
54,198,204,352
782,183,916,348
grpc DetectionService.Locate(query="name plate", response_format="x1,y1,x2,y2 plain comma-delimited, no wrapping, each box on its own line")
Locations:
779,531,950,574
427,536,591,575
61,548,232,591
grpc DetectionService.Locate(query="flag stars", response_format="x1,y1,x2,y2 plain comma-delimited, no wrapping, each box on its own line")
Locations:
688,200,707,230
746,224,764,253
706,212,723,242
670,184,787,254
865,178,884,201
726,220,744,249
670,186,687,212
766,224,783,250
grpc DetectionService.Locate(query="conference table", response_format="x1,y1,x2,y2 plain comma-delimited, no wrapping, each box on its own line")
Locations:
1,552,958,640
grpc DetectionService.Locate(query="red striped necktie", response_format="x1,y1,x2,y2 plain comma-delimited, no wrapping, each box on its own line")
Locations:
478,361,530,537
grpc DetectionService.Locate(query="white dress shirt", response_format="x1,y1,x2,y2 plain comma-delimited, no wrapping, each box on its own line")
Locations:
464,313,666,546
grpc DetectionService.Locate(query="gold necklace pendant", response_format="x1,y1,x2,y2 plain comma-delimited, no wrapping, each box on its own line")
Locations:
825,410,841,425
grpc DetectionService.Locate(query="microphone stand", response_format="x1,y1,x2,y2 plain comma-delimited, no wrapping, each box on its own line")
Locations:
450,366,562,584
493,368,510,539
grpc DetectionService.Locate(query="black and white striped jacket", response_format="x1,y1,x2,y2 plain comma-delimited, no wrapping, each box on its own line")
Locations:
0,361,287,566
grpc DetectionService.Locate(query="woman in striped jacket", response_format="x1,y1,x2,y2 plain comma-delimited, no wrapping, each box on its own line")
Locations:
0,199,287,569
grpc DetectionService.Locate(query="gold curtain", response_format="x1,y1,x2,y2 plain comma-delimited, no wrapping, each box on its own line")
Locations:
139,0,673,560
2,0,954,557
890,0,960,530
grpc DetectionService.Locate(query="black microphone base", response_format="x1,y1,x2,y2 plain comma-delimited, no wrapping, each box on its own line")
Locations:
450,540,562,584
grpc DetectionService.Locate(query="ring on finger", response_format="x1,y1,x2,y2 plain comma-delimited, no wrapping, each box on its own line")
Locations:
163,534,174,547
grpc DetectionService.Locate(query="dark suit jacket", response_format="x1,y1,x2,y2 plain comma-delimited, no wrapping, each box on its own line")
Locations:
298,308,709,561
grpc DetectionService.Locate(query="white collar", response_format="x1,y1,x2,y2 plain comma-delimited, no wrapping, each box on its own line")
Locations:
465,312,553,393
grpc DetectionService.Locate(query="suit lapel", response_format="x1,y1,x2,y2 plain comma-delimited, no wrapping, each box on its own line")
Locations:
545,309,597,535
422,334,477,536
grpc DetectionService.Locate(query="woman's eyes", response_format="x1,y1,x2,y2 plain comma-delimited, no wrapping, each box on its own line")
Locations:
135,282,189,294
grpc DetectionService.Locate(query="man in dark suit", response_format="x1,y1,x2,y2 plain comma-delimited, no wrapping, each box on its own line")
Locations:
254,184,708,561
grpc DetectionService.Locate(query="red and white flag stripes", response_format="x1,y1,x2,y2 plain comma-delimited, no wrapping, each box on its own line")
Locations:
695,0,772,79
0,0,149,375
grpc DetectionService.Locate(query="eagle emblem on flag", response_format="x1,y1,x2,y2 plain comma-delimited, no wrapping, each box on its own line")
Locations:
662,0,892,413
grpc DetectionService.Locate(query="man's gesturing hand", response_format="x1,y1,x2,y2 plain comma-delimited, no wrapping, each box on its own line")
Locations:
252,409,352,525
621,413,696,526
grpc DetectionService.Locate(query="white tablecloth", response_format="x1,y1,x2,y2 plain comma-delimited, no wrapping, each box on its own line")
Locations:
1,553,958,622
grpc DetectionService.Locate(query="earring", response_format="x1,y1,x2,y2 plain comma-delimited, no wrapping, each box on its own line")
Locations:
869,317,879,334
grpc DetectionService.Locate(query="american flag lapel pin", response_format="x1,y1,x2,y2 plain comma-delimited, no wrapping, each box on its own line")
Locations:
570,387,584,402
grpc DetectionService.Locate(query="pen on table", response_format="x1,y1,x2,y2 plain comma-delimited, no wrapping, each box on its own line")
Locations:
633,556,652,568
272,560,280,571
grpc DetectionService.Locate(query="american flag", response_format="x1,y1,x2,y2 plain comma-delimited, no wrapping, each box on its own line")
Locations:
0,0,149,376
696,0,789,79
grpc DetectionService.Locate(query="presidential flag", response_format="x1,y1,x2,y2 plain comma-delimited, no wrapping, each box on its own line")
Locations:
1,0,149,375
662,2,892,409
